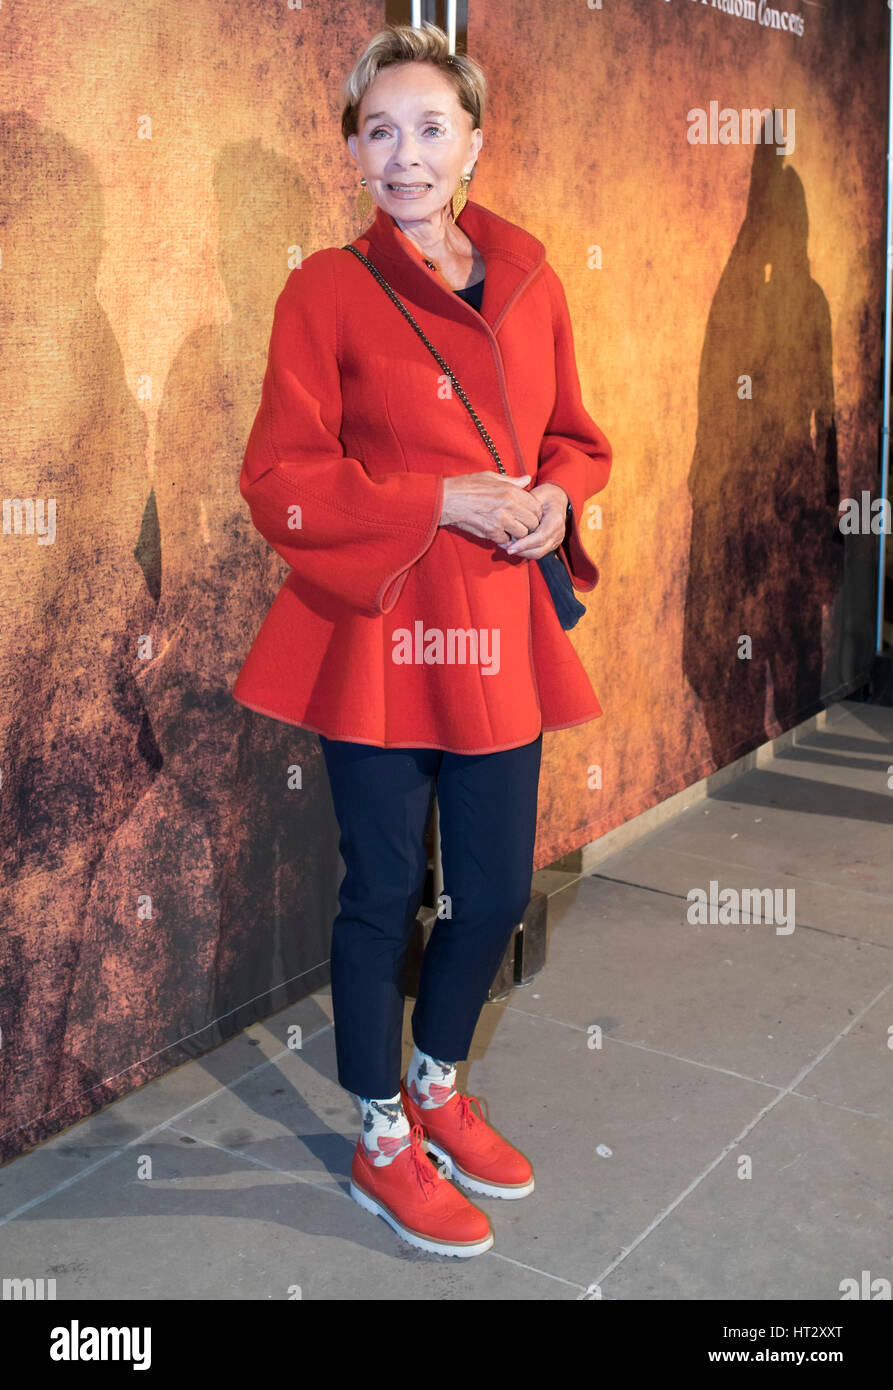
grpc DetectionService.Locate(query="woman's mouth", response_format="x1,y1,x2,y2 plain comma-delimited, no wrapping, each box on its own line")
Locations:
386,182,433,197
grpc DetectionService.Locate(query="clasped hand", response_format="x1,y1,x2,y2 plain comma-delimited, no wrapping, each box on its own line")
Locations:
439,473,569,561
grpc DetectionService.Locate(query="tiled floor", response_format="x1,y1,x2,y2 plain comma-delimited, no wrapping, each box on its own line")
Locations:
1,699,890,1299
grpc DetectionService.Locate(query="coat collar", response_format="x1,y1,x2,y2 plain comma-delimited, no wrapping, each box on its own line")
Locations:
347,197,546,333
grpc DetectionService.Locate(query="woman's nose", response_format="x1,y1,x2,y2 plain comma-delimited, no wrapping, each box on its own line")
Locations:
390,133,424,165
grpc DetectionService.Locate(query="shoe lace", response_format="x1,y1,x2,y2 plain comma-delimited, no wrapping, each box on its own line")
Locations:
456,1092,489,1130
408,1123,440,1200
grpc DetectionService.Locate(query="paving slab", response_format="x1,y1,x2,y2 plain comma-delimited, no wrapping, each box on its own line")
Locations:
418,996,776,1289
0,992,334,1222
502,874,890,1088
789,989,893,1120
592,839,891,944
596,1093,893,1301
0,1121,574,1299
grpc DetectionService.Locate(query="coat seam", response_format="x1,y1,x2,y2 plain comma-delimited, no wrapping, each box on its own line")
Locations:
251,467,431,533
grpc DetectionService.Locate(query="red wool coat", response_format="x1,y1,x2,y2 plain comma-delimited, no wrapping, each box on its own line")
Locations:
232,198,613,752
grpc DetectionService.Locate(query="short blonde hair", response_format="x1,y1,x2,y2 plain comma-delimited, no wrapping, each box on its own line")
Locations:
340,21,486,161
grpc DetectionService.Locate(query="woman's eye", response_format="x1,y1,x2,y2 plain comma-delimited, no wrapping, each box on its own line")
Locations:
368,125,445,139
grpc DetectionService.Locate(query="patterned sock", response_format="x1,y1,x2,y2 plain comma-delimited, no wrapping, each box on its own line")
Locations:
406,1044,458,1109
356,1093,411,1167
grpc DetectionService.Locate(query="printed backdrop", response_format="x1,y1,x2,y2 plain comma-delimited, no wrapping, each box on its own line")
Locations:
0,0,885,1161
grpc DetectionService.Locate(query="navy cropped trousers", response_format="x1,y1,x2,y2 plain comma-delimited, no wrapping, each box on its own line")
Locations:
319,732,543,1100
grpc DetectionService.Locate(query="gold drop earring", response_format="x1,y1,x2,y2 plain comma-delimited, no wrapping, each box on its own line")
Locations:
355,177,374,234
451,172,471,221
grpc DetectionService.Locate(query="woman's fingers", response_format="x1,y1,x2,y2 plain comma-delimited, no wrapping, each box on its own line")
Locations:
444,471,549,545
496,512,538,541
467,474,543,538
504,535,563,558
504,494,566,555
497,495,543,536
504,532,564,557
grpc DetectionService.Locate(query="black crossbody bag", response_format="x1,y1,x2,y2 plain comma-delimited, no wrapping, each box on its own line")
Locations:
342,244,587,631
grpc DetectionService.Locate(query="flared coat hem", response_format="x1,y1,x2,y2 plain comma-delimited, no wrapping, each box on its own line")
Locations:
232,693,602,754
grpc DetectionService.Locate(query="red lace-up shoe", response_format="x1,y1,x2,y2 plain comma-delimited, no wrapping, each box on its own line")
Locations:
401,1079,535,1200
350,1122,494,1257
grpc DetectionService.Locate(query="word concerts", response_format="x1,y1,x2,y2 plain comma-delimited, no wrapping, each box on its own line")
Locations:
701,0,806,40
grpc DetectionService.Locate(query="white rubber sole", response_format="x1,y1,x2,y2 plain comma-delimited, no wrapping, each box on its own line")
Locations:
424,1139,536,1200
349,1180,495,1258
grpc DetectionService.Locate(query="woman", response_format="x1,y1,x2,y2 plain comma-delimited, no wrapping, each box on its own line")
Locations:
233,22,612,1258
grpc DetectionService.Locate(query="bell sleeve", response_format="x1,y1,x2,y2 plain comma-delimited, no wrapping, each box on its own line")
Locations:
535,262,613,591
239,250,444,615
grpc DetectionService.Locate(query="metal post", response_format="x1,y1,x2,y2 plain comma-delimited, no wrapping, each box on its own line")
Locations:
877,1,892,652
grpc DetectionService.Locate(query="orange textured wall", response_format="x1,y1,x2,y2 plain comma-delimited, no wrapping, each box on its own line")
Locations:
469,0,885,866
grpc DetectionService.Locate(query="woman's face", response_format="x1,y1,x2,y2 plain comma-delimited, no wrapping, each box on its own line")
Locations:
347,61,482,224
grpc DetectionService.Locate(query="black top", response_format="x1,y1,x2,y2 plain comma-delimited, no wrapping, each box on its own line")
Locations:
453,276,484,312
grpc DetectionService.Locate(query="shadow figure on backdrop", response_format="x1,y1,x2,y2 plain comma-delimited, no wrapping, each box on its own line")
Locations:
683,123,845,768
58,142,343,1137
0,111,160,1161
